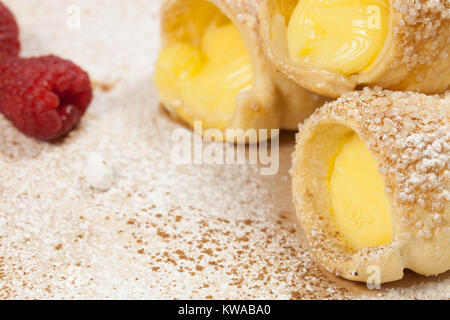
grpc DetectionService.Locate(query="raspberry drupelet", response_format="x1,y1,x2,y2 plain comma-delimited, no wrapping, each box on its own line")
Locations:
0,2,20,60
0,55,93,140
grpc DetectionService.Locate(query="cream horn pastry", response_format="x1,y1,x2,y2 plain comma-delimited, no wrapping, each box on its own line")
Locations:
154,0,327,142
259,0,450,98
292,88,449,283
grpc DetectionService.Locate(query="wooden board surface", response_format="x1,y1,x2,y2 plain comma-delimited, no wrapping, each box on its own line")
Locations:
0,0,448,299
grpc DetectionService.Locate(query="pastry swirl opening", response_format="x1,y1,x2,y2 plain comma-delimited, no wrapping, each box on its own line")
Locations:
154,0,254,130
278,0,390,75
328,131,392,249
302,123,392,251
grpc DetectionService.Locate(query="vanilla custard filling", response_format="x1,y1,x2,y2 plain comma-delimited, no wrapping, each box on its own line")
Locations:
328,133,392,250
154,2,253,129
286,0,389,75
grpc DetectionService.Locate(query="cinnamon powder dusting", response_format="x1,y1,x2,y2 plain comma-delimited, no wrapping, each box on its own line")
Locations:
0,0,447,299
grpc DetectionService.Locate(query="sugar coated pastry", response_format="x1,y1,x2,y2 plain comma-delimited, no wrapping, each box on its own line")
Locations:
154,0,327,142
259,0,450,98
291,88,449,283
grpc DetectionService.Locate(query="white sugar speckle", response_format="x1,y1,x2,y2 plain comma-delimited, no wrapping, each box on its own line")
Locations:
0,0,447,301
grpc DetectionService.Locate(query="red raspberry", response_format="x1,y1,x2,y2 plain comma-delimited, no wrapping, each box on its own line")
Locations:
0,55,93,140
0,2,20,60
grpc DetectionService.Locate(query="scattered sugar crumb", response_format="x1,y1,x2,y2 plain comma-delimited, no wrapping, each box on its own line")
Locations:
85,152,114,191
0,0,447,300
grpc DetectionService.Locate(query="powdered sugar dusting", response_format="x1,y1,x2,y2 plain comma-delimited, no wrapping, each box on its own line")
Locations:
293,87,449,295
325,88,449,238
0,0,352,300
0,0,447,300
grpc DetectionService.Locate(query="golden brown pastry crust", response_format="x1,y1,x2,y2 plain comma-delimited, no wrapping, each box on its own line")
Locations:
160,0,327,142
259,0,450,98
292,88,449,283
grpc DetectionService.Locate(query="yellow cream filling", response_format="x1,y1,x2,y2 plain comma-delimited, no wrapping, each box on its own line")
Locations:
328,133,392,250
286,0,389,75
154,3,253,130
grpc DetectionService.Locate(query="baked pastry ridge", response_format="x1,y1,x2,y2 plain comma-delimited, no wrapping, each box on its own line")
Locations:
260,0,450,98
155,0,327,142
292,88,449,283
